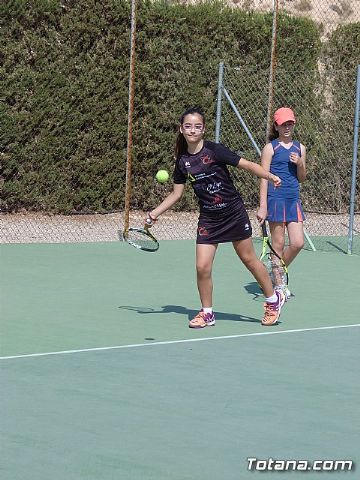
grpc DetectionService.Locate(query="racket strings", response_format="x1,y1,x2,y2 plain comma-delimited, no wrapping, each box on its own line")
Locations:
125,229,158,251
265,254,287,286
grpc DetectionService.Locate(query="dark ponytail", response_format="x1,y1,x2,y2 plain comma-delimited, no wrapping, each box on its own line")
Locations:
268,123,279,141
175,106,205,160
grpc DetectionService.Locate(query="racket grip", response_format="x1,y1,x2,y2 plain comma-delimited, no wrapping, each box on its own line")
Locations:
261,222,268,237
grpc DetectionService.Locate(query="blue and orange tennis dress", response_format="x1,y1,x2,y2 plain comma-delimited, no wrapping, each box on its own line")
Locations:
267,140,305,223
173,141,252,244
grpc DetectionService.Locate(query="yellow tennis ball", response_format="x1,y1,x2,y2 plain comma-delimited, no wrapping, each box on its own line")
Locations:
155,169,169,183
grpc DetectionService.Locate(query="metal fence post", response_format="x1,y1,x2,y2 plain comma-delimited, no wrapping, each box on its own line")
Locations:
265,0,278,143
348,65,360,254
123,0,137,235
215,62,224,143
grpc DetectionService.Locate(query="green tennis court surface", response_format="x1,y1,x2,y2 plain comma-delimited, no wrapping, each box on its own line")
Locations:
1,241,359,479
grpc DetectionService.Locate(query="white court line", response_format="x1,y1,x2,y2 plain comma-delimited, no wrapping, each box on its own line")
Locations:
1,323,360,361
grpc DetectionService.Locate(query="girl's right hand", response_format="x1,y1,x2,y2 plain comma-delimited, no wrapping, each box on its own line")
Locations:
145,211,157,227
269,173,281,187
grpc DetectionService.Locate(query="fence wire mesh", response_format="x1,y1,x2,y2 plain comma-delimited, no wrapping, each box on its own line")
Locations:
1,0,359,253
218,66,359,247
122,0,360,253
232,0,359,38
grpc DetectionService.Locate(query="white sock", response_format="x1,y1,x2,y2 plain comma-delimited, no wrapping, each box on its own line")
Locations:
265,293,277,303
203,307,213,314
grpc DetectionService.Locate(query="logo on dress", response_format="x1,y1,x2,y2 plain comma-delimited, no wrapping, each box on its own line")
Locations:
201,155,215,165
198,226,209,236
213,194,223,204
185,161,191,168
207,182,221,194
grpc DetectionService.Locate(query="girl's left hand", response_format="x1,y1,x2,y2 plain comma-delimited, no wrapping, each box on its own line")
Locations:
290,152,301,165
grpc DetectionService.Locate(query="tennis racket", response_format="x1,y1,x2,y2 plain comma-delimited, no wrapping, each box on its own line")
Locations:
260,221,289,288
122,224,159,252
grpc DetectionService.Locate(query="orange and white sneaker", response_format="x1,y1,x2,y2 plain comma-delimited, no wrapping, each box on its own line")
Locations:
262,290,285,326
189,310,216,329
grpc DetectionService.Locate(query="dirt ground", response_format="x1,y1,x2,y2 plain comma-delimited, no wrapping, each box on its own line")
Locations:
206,0,359,36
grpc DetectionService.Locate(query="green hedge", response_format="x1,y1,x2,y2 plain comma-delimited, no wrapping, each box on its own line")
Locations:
0,1,358,213
322,23,360,212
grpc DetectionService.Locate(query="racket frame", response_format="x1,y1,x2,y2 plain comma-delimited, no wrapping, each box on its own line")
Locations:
122,225,159,252
260,222,289,286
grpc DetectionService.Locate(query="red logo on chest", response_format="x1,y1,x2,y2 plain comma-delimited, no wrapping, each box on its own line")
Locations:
201,155,215,165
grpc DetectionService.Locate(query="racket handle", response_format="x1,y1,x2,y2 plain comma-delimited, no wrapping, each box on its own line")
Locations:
261,222,268,237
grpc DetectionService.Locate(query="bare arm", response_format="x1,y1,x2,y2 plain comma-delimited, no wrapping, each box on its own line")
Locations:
255,143,273,223
148,183,185,221
259,142,273,206
237,151,281,187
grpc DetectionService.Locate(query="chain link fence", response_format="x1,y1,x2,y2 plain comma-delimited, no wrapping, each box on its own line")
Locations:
212,0,360,254
233,0,359,37
216,64,360,253
123,0,359,254
1,0,359,253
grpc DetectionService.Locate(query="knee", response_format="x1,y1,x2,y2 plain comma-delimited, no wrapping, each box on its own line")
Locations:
272,241,285,256
196,262,212,278
240,252,258,270
290,239,304,252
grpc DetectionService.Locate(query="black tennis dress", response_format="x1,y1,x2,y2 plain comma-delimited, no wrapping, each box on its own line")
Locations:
173,141,252,244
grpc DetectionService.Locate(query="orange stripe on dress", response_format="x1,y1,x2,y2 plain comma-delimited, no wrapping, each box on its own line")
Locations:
296,202,304,221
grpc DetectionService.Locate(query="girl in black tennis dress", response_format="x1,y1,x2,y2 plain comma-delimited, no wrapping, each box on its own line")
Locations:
146,107,285,327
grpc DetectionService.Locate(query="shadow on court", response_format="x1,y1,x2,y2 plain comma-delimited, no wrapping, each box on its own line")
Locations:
243,281,263,301
2,243,359,479
118,304,261,323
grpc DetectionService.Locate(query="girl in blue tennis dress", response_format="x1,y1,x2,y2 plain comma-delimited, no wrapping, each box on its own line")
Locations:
146,107,286,327
257,107,307,296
